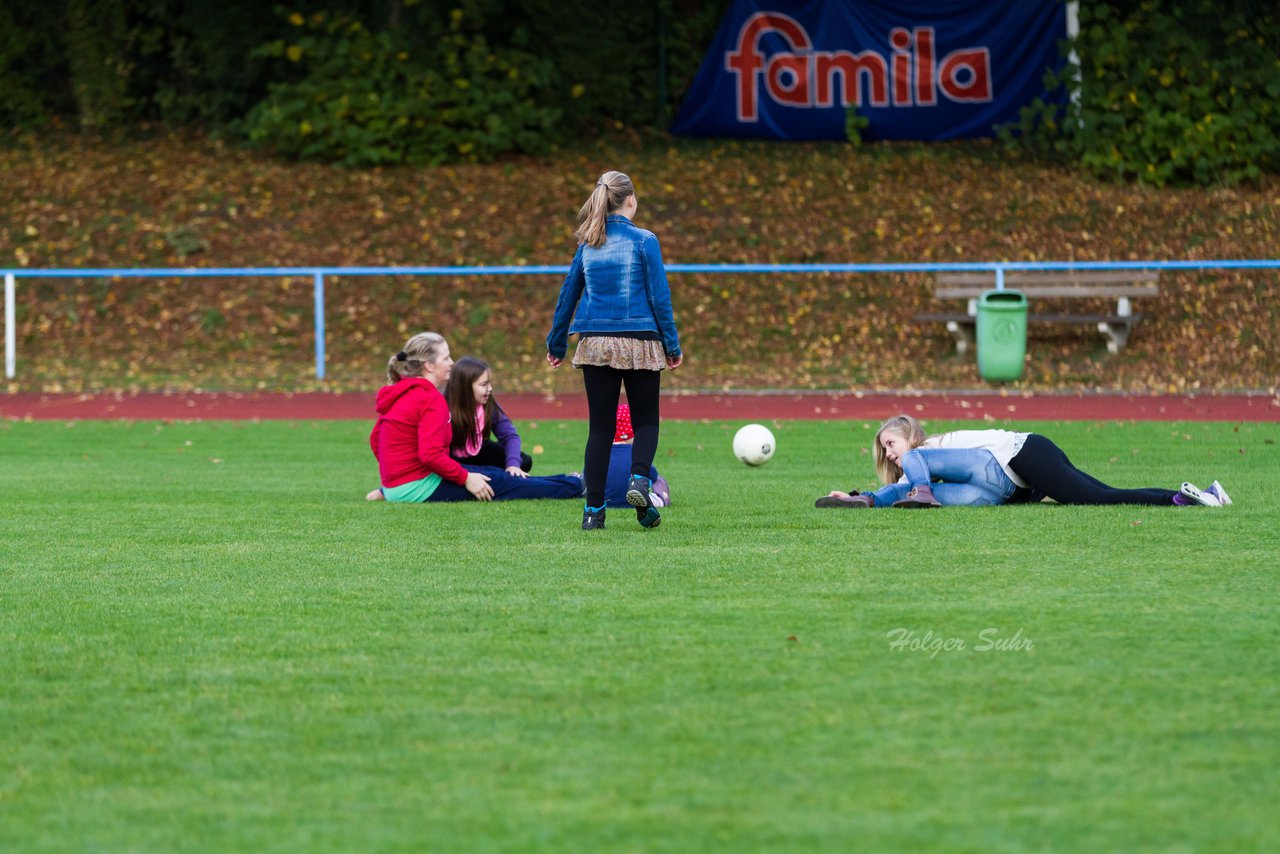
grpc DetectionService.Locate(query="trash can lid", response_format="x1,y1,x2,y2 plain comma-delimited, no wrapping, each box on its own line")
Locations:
979,288,1027,306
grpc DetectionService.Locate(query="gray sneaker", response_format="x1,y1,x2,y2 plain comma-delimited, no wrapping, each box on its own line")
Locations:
1206,480,1232,506
1179,482,1222,507
815,493,873,508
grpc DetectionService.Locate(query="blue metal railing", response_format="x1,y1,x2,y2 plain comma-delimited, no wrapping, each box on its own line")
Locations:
4,260,1279,380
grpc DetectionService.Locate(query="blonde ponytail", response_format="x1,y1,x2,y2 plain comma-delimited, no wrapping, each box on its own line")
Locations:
387,331,446,383
574,170,635,248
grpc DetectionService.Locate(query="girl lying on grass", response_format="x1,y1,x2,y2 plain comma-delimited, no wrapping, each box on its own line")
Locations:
817,415,1231,509
366,332,583,503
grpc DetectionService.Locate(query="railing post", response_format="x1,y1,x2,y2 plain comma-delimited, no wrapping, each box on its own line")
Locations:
313,271,326,380
5,273,14,380
995,266,1005,292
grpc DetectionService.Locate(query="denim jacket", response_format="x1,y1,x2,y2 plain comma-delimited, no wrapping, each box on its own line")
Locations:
546,215,681,359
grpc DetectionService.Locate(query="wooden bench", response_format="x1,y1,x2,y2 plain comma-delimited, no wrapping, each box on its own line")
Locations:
915,270,1160,355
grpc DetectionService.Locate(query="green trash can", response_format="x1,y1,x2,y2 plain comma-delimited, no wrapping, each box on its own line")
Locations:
976,289,1028,382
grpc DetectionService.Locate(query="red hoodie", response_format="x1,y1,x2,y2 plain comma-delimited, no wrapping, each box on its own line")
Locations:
370,378,469,488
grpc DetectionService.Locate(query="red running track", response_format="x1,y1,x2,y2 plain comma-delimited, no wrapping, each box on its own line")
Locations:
2,391,1277,421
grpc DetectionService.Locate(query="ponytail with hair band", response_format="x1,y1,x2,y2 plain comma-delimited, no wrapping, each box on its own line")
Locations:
576,170,634,248
386,330,445,383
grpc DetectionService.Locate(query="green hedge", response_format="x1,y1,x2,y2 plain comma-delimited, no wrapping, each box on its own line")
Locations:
6,0,1275,183
0,3,75,126
1003,0,1280,185
239,9,559,166
0,0,728,162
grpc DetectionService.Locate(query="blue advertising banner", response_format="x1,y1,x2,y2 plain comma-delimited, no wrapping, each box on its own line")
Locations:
670,0,1066,141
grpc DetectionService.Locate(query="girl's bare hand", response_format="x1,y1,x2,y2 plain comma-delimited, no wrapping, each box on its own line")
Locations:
465,472,494,501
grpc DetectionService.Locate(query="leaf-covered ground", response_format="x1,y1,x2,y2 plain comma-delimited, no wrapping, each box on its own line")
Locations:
3,130,1277,394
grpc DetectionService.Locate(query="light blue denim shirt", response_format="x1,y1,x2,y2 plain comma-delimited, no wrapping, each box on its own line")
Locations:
546,215,681,359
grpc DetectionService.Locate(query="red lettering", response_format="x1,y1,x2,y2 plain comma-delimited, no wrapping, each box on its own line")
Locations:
767,55,810,105
726,17,993,119
815,52,888,108
939,49,993,102
890,28,912,106
915,27,936,106
726,13,811,121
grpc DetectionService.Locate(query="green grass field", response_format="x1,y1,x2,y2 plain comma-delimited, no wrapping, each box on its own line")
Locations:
2,417,1277,852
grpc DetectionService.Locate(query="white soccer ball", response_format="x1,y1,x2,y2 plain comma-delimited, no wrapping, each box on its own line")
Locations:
733,423,776,466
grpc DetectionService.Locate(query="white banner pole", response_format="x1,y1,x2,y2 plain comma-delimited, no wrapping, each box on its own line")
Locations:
1067,2,1081,116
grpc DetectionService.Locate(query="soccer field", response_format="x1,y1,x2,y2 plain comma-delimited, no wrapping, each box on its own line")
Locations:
2,418,1277,851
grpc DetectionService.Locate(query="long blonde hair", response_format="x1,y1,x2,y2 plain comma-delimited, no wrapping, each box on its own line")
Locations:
575,170,635,248
873,415,928,483
386,331,446,383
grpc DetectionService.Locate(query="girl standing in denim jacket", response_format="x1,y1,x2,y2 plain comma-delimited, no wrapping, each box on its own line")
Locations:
546,171,683,531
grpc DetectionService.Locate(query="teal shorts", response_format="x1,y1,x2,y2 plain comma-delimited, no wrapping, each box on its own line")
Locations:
381,474,442,503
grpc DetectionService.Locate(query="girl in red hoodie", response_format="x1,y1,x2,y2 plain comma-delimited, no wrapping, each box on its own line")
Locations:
368,332,583,503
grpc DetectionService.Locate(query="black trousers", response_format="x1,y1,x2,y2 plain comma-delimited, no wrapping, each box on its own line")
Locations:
1008,433,1177,506
581,365,661,508
454,440,533,472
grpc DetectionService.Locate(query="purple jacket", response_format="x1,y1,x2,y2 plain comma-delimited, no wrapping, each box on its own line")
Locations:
451,404,523,469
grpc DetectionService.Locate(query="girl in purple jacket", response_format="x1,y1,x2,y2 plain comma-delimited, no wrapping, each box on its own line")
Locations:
445,356,534,477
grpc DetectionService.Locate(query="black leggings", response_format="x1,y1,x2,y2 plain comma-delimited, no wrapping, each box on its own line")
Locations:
581,365,661,507
454,439,533,472
1008,433,1177,506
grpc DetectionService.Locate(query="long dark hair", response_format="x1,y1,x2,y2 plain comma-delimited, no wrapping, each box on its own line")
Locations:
445,356,500,454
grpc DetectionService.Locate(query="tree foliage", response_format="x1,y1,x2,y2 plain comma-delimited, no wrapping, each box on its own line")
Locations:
3,1,1277,181
0,0,729,162
239,8,559,165
1003,0,1280,185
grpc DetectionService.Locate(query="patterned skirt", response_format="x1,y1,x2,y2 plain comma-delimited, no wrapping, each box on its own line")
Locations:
572,336,667,371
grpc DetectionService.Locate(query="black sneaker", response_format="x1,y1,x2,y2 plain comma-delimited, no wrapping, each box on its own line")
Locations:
626,474,661,529
637,505,661,529
582,505,607,530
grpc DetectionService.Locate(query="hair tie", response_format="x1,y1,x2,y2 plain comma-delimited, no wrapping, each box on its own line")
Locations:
396,351,408,361
597,180,608,189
